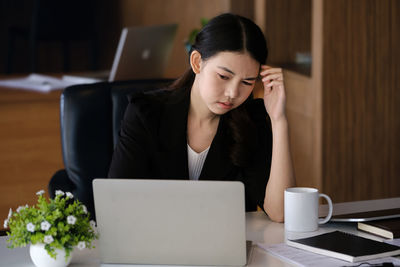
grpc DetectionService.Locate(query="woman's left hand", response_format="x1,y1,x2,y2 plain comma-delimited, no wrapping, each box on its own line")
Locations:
260,65,287,123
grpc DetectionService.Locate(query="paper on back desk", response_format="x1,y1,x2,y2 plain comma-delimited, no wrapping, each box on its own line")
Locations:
0,74,76,92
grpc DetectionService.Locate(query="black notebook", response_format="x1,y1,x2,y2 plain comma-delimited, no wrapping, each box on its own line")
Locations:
358,218,400,239
286,231,400,262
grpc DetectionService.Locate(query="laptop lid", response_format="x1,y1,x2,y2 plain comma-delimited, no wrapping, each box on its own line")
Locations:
93,179,247,266
319,197,400,222
108,24,178,82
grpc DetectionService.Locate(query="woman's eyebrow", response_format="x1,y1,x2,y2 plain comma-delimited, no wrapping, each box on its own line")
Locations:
218,66,235,75
217,66,257,81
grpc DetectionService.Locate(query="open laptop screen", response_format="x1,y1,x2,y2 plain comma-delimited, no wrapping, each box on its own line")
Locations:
93,179,247,266
108,24,178,81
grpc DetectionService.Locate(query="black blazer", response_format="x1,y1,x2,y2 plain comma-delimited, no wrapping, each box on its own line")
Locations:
108,88,272,211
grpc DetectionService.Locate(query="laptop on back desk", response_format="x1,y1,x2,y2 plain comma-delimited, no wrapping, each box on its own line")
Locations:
92,179,247,266
64,24,177,83
108,23,177,81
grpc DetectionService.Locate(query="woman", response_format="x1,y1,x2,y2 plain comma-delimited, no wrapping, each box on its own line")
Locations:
108,13,295,222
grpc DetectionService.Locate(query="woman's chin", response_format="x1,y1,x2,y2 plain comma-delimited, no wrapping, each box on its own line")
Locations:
209,106,232,115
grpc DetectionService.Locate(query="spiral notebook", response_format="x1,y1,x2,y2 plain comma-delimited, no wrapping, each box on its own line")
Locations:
286,231,400,262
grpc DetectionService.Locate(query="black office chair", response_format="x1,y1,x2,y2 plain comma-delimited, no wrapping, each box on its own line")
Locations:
48,79,173,219
5,0,98,73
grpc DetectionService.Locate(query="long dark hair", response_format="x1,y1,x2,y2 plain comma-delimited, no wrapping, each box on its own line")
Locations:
170,13,268,167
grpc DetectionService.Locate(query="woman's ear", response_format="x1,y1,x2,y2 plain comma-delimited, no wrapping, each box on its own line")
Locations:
190,50,202,74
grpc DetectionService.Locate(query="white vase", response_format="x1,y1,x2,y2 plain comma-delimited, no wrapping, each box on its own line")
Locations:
29,243,72,267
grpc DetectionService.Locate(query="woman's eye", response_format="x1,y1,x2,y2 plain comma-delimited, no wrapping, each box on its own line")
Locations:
218,74,229,80
242,81,253,86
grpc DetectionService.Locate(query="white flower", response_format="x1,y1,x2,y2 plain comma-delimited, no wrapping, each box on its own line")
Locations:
36,190,45,196
26,222,35,232
41,221,51,231
8,208,12,219
67,215,77,225
3,219,8,228
55,190,65,196
65,192,74,199
44,235,54,244
82,205,88,214
77,241,86,250
16,205,28,213
90,220,96,230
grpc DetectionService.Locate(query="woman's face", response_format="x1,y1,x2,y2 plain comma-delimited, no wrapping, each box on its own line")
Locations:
193,51,260,115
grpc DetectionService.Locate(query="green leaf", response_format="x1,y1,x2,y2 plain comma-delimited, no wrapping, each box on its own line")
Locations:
201,17,209,27
187,17,209,45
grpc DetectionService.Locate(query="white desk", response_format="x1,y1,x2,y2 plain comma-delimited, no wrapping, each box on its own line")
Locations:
1,211,381,267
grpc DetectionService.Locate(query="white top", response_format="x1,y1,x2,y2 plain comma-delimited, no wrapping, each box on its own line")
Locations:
187,144,210,180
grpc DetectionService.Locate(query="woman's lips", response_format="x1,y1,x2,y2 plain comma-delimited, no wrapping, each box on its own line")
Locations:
217,101,233,109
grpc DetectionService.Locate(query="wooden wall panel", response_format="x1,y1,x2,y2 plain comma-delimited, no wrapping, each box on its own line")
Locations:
322,0,400,202
390,0,400,197
286,109,316,187
264,0,311,70
230,0,255,19
256,0,319,191
284,70,318,188
388,0,400,196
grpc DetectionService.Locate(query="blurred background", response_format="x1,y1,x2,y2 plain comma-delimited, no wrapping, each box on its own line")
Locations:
0,0,260,78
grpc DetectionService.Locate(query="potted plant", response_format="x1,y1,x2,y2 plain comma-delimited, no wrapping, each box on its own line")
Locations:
4,190,98,267
185,17,209,53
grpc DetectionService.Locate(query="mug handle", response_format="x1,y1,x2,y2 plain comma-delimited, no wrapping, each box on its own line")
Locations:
318,193,333,224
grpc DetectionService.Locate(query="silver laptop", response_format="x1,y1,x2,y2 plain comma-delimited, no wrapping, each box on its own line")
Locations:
108,23,177,81
63,24,177,83
93,179,247,266
319,197,400,222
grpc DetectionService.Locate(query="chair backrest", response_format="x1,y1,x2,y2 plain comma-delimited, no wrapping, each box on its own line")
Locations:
58,79,173,214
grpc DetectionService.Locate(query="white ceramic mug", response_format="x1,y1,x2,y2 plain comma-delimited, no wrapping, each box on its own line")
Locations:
284,187,333,232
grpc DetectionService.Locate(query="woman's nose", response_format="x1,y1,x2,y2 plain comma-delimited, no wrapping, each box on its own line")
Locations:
225,84,239,99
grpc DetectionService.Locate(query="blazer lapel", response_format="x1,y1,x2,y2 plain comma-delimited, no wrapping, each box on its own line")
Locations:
199,116,236,181
156,89,190,179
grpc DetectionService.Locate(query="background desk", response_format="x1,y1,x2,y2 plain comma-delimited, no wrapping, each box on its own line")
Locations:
0,82,64,225
0,211,390,267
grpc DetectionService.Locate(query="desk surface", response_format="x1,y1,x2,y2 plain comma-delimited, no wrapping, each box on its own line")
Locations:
0,211,388,267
